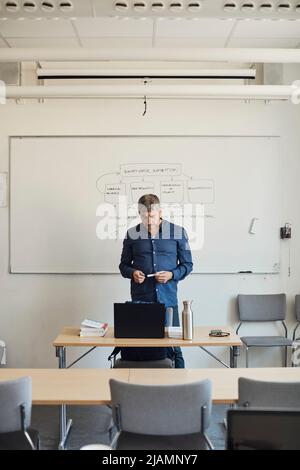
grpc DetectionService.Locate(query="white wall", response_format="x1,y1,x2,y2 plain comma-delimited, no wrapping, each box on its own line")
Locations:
1,68,300,369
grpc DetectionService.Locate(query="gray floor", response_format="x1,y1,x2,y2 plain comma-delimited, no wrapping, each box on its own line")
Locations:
31,404,228,450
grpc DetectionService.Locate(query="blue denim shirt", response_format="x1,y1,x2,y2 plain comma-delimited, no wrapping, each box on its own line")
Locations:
119,219,193,307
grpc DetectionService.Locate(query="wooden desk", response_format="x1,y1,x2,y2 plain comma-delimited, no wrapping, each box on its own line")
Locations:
1,367,299,406
0,369,129,405
53,326,242,348
53,326,242,370
128,367,300,404
53,325,242,449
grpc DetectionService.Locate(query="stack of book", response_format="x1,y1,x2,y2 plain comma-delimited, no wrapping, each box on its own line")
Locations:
80,319,108,337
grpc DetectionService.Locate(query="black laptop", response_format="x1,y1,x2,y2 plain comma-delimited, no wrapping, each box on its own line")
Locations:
114,303,166,339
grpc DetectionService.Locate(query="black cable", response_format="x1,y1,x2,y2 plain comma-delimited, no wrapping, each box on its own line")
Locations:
142,95,147,116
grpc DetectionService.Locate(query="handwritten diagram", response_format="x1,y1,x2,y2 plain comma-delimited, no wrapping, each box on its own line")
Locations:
96,163,215,205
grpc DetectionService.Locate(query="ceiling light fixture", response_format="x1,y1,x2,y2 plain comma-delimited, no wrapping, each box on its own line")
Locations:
223,2,238,12
59,1,73,12
277,2,291,12
151,1,164,11
187,2,201,12
259,2,274,12
169,2,183,12
41,1,55,12
5,1,20,12
23,1,37,12
241,2,256,12
133,1,147,12
114,1,128,11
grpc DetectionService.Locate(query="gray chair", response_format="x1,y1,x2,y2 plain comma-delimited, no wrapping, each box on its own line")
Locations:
293,295,300,341
237,294,293,367
0,376,39,450
238,377,300,408
109,378,213,450
113,358,173,368
109,348,174,369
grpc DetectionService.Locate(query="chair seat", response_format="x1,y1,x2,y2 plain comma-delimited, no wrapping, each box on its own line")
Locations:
114,358,173,368
241,336,293,347
0,429,39,450
116,431,209,450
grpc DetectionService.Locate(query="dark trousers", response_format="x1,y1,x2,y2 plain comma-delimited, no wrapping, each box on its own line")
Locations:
167,305,185,369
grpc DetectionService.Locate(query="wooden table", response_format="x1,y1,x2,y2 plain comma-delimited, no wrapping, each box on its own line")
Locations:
128,367,300,404
2,367,300,406
53,326,242,369
0,368,129,405
53,326,241,349
1,367,300,421
53,325,242,449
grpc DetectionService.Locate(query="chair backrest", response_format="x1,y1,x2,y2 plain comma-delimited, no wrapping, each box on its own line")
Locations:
0,376,32,433
114,358,173,368
227,408,300,450
109,378,212,436
238,377,300,408
237,294,286,322
296,295,300,322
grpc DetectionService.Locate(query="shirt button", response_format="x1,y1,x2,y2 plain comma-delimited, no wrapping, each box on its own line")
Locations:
153,251,155,254
156,289,158,292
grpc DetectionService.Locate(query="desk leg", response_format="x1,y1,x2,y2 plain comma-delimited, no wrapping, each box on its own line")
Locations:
226,346,240,430
56,346,73,450
230,346,240,368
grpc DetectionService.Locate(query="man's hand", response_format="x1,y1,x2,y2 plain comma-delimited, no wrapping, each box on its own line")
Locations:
155,271,173,284
133,270,146,284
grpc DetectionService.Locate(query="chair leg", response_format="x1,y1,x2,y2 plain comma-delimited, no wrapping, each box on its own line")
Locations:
203,432,214,450
291,343,299,367
223,403,236,432
24,431,36,450
109,430,120,449
246,347,249,368
285,346,288,367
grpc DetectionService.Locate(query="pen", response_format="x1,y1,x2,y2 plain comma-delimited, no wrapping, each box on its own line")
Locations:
147,273,156,277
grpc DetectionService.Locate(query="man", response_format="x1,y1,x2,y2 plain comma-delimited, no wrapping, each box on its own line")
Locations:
118,193,193,368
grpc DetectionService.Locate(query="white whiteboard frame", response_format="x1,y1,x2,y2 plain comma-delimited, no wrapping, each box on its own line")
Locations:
9,134,281,275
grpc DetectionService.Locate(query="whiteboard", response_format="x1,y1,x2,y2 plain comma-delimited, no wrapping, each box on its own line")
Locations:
10,135,281,274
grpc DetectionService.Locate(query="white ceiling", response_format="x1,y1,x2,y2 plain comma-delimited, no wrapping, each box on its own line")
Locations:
0,16,300,49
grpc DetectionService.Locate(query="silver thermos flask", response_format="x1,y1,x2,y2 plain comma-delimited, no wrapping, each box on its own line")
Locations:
166,307,173,327
182,300,193,340
165,307,173,333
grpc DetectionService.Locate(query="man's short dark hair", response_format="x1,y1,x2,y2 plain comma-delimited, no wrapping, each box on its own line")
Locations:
138,194,160,213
